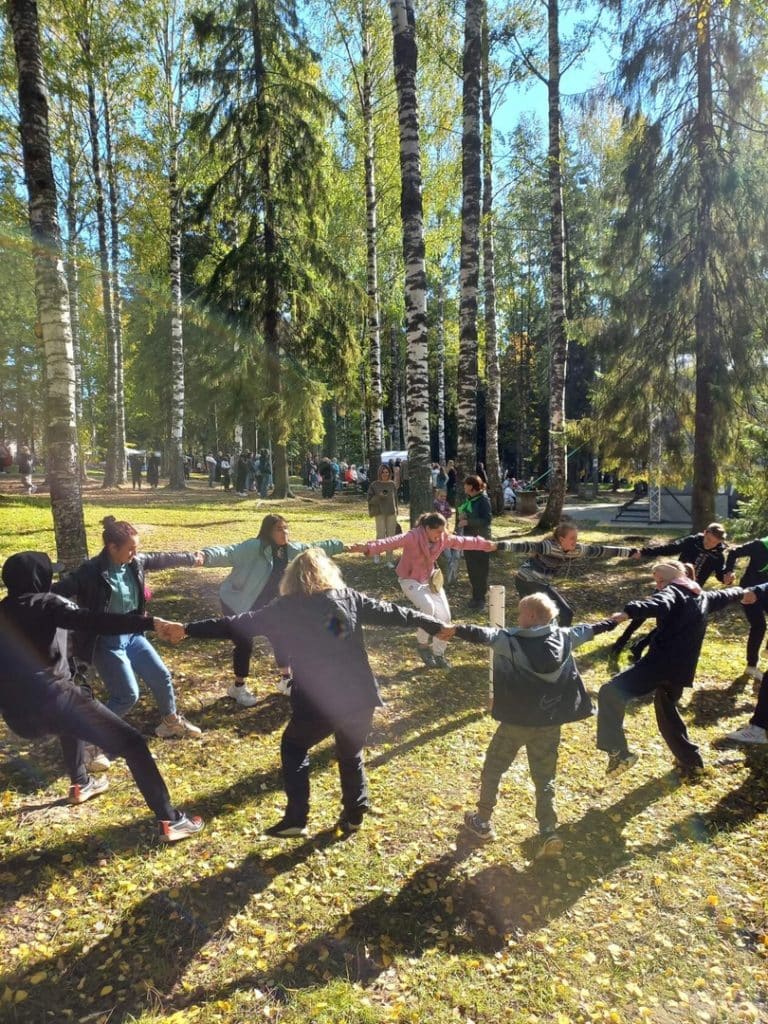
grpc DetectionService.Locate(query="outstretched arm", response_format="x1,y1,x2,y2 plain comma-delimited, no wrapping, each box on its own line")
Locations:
52,601,155,637
356,592,445,634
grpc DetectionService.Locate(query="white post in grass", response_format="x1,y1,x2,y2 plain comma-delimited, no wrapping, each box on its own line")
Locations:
488,585,505,707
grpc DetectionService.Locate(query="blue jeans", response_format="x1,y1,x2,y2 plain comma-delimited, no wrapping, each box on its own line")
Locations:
93,634,176,718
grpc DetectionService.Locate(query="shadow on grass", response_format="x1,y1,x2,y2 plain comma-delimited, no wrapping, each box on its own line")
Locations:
183,774,682,1010
0,707,479,909
686,674,754,727
0,831,349,1024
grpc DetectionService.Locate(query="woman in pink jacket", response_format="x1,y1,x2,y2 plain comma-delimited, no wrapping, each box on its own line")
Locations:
349,512,499,668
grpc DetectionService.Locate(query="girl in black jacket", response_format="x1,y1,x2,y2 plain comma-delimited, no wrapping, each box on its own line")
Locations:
0,551,202,842
723,535,768,682
54,517,204,752
597,561,744,776
176,548,446,837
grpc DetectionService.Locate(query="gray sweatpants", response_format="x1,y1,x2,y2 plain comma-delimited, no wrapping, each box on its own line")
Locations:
477,721,561,833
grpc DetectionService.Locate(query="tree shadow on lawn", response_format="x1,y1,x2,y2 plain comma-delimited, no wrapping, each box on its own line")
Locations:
0,706,479,909
0,830,352,1023
184,774,684,1010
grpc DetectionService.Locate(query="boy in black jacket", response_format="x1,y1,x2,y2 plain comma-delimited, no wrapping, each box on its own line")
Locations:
450,592,618,858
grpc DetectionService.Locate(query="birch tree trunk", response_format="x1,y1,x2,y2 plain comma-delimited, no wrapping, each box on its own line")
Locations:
362,0,384,478
481,2,502,513
161,7,187,490
436,271,446,464
457,0,482,484
389,0,432,520
167,124,186,489
79,33,119,488
539,0,568,529
9,0,88,565
102,84,126,483
391,323,402,450
63,112,86,479
691,0,717,529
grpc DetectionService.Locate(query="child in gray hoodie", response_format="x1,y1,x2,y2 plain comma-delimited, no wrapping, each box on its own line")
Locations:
453,592,618,857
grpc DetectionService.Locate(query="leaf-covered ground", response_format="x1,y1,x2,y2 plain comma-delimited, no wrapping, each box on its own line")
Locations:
0,483,766,1024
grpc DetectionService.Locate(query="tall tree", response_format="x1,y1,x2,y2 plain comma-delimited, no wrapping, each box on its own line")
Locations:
8,0,88,565
456,0,482,483
78,26,122,487
539,0,568,527
607,0,768,526
101,79,127,482
389,0,432,519
154,0,188,489
481,0,502,512
192,0,353,497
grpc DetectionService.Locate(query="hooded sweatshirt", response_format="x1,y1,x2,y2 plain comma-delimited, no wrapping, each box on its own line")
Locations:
454,618,616,726
0,551,154,713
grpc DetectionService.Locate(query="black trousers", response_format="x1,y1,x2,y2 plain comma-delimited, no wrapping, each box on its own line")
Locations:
3,683,177,820
596,660,702,767
742,602,767,668
280,708,374,825
514,577,573,626
222,599,268,679
464,550,490,602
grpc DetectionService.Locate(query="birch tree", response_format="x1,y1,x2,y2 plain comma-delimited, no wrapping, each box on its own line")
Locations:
7,0,88,565
389,0,432,518
481,0,502,512
456,0,482,483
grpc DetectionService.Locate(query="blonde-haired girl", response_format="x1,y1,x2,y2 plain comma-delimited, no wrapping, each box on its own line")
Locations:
180,548,447,837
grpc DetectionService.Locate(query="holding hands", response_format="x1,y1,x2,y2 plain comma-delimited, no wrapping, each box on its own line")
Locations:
742,590,758,606
610,611,629,623
347,543,369,554
154,617,187,644
192,551,205,566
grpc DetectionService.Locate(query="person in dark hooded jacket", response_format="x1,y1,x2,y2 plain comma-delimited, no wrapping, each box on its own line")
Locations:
448,592,618,857
597,560,744,777
0,551,203,842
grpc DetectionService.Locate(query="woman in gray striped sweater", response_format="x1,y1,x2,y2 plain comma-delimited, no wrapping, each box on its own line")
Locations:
504,523,635,625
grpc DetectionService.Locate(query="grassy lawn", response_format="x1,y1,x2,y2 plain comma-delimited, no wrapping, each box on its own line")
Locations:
0,484,766,1024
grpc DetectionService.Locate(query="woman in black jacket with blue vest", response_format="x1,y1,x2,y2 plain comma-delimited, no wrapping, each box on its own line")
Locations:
54,517,204,750
598,561,744,777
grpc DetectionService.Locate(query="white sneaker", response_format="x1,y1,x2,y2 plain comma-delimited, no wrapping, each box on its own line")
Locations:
156,713,202,738
226,682,259,707
725,724,768,744
745,666,763,682
373,555,380,564
84,744,111,772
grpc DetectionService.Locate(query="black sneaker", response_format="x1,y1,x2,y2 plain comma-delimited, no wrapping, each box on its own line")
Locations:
606,750,639,777
463,811,495,842
336,813,364,835
535,832,564,859
674,760,706,780
432,653,451,669
417,646,437,668
264,818,308,838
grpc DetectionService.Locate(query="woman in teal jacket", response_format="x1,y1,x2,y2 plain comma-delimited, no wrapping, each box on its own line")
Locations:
201,514,345,705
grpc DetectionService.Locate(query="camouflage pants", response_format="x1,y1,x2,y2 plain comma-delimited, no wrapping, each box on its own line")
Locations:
477,721,561,833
